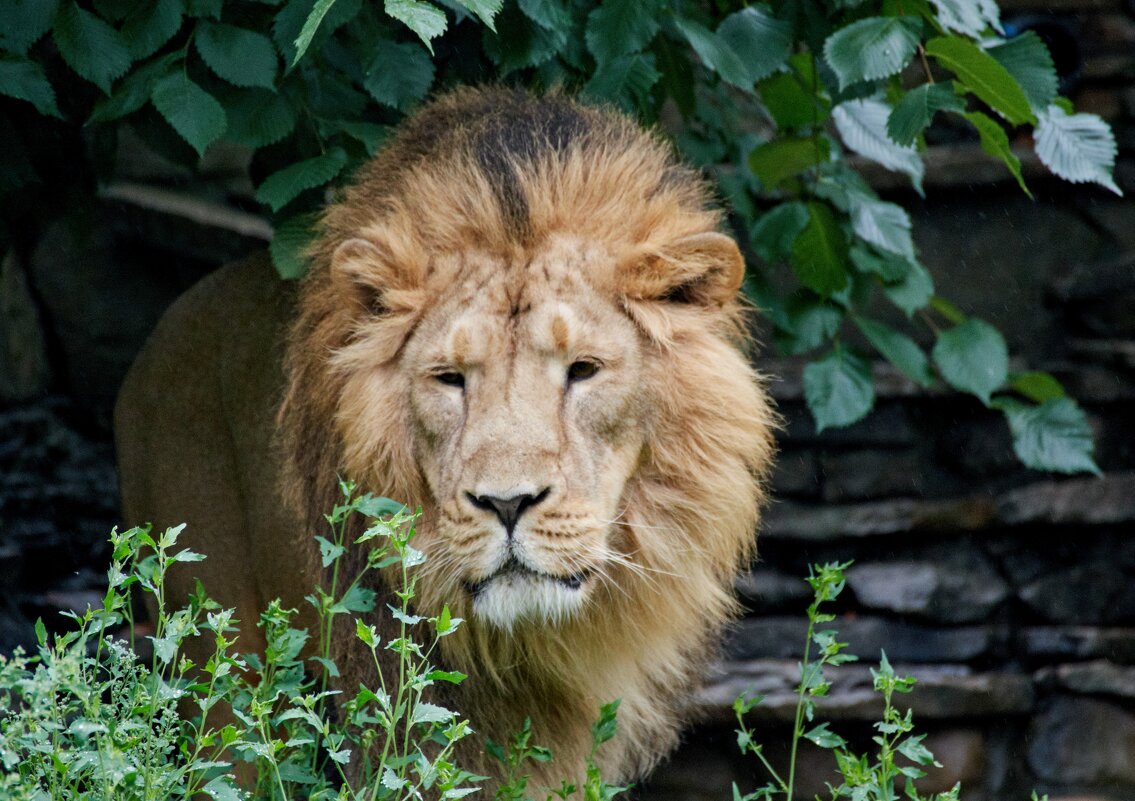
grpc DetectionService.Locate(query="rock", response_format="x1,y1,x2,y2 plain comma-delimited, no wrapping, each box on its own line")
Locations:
820,449,926,502
846,552,1010,624
1048,252,1135,338
1019,565,1135,625
778,400,916,446
1037,660,1135,699
735,568,813,614
0,251,50,402
763,496,996,541
1028,697,1135,785
997,473,1135,527
1018,627,1135,664
769,450,821,499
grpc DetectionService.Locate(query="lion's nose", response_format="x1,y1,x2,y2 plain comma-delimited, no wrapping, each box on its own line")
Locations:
466,488,550,536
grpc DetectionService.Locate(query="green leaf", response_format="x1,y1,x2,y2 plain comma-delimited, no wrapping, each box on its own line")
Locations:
748,137,830,190
779,294,844,355
196,22,278,89
585,0,659,65
332,584,375,613
855,317,934,387
293,0,339,65
411,702,456,725
833,98,924,194
270,214,318,280
804,722,847,749
453,0,502,31
151,73,227,157
962,110,1030,196
583,53,659,112
1000,398,1100,475
202,775,244,801
256,147,348,211
887,83,966,146
929,0,1002,38
273,0,360,66
988,31,1057,114
759,67,830,130
1009,371,1065,402
519,0,570,30
364,39,435,112
931,318,1008,404
186,0,223,18
385,0,447,51
222,88,297,148
1034,105,1122,196
924,36,1034,126
53,2,133,94
0,0,59,55
848,197,914,259
803,347,875,431
35,617,47,646
750,201,809,263
673,16,750,89
883,257,933,316
791,202,849,296
88,53,177,122
484,3,563,74
717,4,792,86
0,57,62,118
121,0,182,61
850,245,909,282
823,16,921,90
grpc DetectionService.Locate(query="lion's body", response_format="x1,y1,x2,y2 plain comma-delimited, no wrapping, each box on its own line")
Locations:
116,88,776,787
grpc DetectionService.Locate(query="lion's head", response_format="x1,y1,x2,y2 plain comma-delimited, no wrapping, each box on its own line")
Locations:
279,88,776,780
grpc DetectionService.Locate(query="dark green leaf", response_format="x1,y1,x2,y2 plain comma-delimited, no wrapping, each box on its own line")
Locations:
779,294,844,355
1000,397,1100,475
196,22,278,89
1009,371,1065,402
585,0,659,65
151,72,227,156
855,316,933,386
364,39,434,111
748,137,829,190
931,318,1008,404
804,347,875,431
518,0,570,31
453,0,502,30
823,16,921,90
887,83,966,146
849,245,909,283
930,0,1002,38
849,196,914,259
256,148,348,212
274,0,360,65
1,0,59,55
222,88,296,148
89,53,178,123
385,0,447,50
717,4,792,86
759,63,830,130
270,213,319,280
0,57,62,118
121,0,182,61
804,722,847,749
833,98,924,193
332,584,376,614
750,201,809,263
791,201,849,296
185,0,223,18
882,257,933,315
293,0,340,65
583,53,659,112
484,3,563,73
896,734,939,766
324,120,388,154
53,1,133,94
673,16,750,89
962,110,1030,196
925,36,1035,126
988,31,1057,114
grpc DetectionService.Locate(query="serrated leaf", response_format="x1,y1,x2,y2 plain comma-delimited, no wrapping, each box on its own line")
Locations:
88,53,177,122
823,16,921,90
585,0,659,65
122,0,182,61
673,16,750,89
583,53,659,112
1010,371,1065,402
202,775,244,801
483,3,563,73
849,197,914,259
804,722,847,749
850,245,910,283
386,0,447,50
1001,398,1099,475
274,0,361,66
332,584,375,614
988,31,1057,114
293,0,339,65
53,2,133,94
750,201,809,263
791,202,849,296
0,57,62,118
256,147,348,211
883,257,933,315
760,68,830,130
929,0,1002,38
151,73,227,156
924,36,1034,126
1034,105,1122,196
186,0,223,18
833,98,924,194
196,22,278,89
717,4,792,86
962,110,1030,196
411,702,456,725
748,137,830,190
453,0,501,30
804,347,875,431
932,318,1008,404
779,294,844,355
887,83,966,146
0,0,59,55
364,39,434,111
518,0,570,30
222,88,297,148
855,317,933,386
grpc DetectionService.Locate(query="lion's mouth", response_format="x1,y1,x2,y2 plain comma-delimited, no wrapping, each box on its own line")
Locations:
465,556,593,596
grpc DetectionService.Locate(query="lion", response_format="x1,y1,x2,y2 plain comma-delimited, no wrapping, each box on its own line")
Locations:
115,87,776,787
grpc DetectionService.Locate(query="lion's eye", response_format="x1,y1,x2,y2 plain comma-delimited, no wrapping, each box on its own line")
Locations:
434,371,465,388
567,360,600,383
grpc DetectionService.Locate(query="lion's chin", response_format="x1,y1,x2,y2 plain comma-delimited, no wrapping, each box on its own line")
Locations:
469,569,590,630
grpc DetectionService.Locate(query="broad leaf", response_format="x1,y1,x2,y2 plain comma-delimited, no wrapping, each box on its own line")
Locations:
1034,105,1122,196
882,258,933,316
0,57,62,118
803,347,875,431
833,98,924,193
988,31,1057,114
364,39,435,111
760,68,830,130
931,318,1008,404
848,197,914,259
791,202,849,296
717,4,792,86
779,294,844,355
484,3,564,74
222,88,297,148
855,317,933,387
963,111,1030,196
411,702,456,725
585,0,659,65
121,0,182,61
750,201,809,263
274,0,361,66
1009,371,1065,403
293,0,339,65
850,245,909,283
151,73,227,157
385,0,447,50
924,36,1034,126
255,147,348,211
823,17,921,90
930,0,1002,38
673,16,750,89
0,0,59,55
583,53,659,112
454,0,502,31
196,22,278,89
518,0,570,31
89,53,177,123
887,83,966,146
1000,398,1100,475
53,2,133,94
748,137,829,190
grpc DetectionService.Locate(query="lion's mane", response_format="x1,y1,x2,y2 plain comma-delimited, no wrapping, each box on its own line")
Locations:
278,88,777,782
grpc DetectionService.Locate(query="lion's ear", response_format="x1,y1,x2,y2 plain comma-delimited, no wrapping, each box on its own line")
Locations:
617,232,745,308
331,237,407,315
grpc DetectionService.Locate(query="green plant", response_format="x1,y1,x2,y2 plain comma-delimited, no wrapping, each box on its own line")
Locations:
732,562,1050,801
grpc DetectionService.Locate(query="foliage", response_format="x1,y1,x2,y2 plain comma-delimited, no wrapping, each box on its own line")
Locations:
0,0,1120,474
0,483,627,800
732,561,1050,801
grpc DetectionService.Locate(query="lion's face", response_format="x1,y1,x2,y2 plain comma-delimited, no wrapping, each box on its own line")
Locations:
401,237,648,628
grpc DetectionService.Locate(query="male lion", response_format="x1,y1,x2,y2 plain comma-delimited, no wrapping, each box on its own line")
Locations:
115,87,776,787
